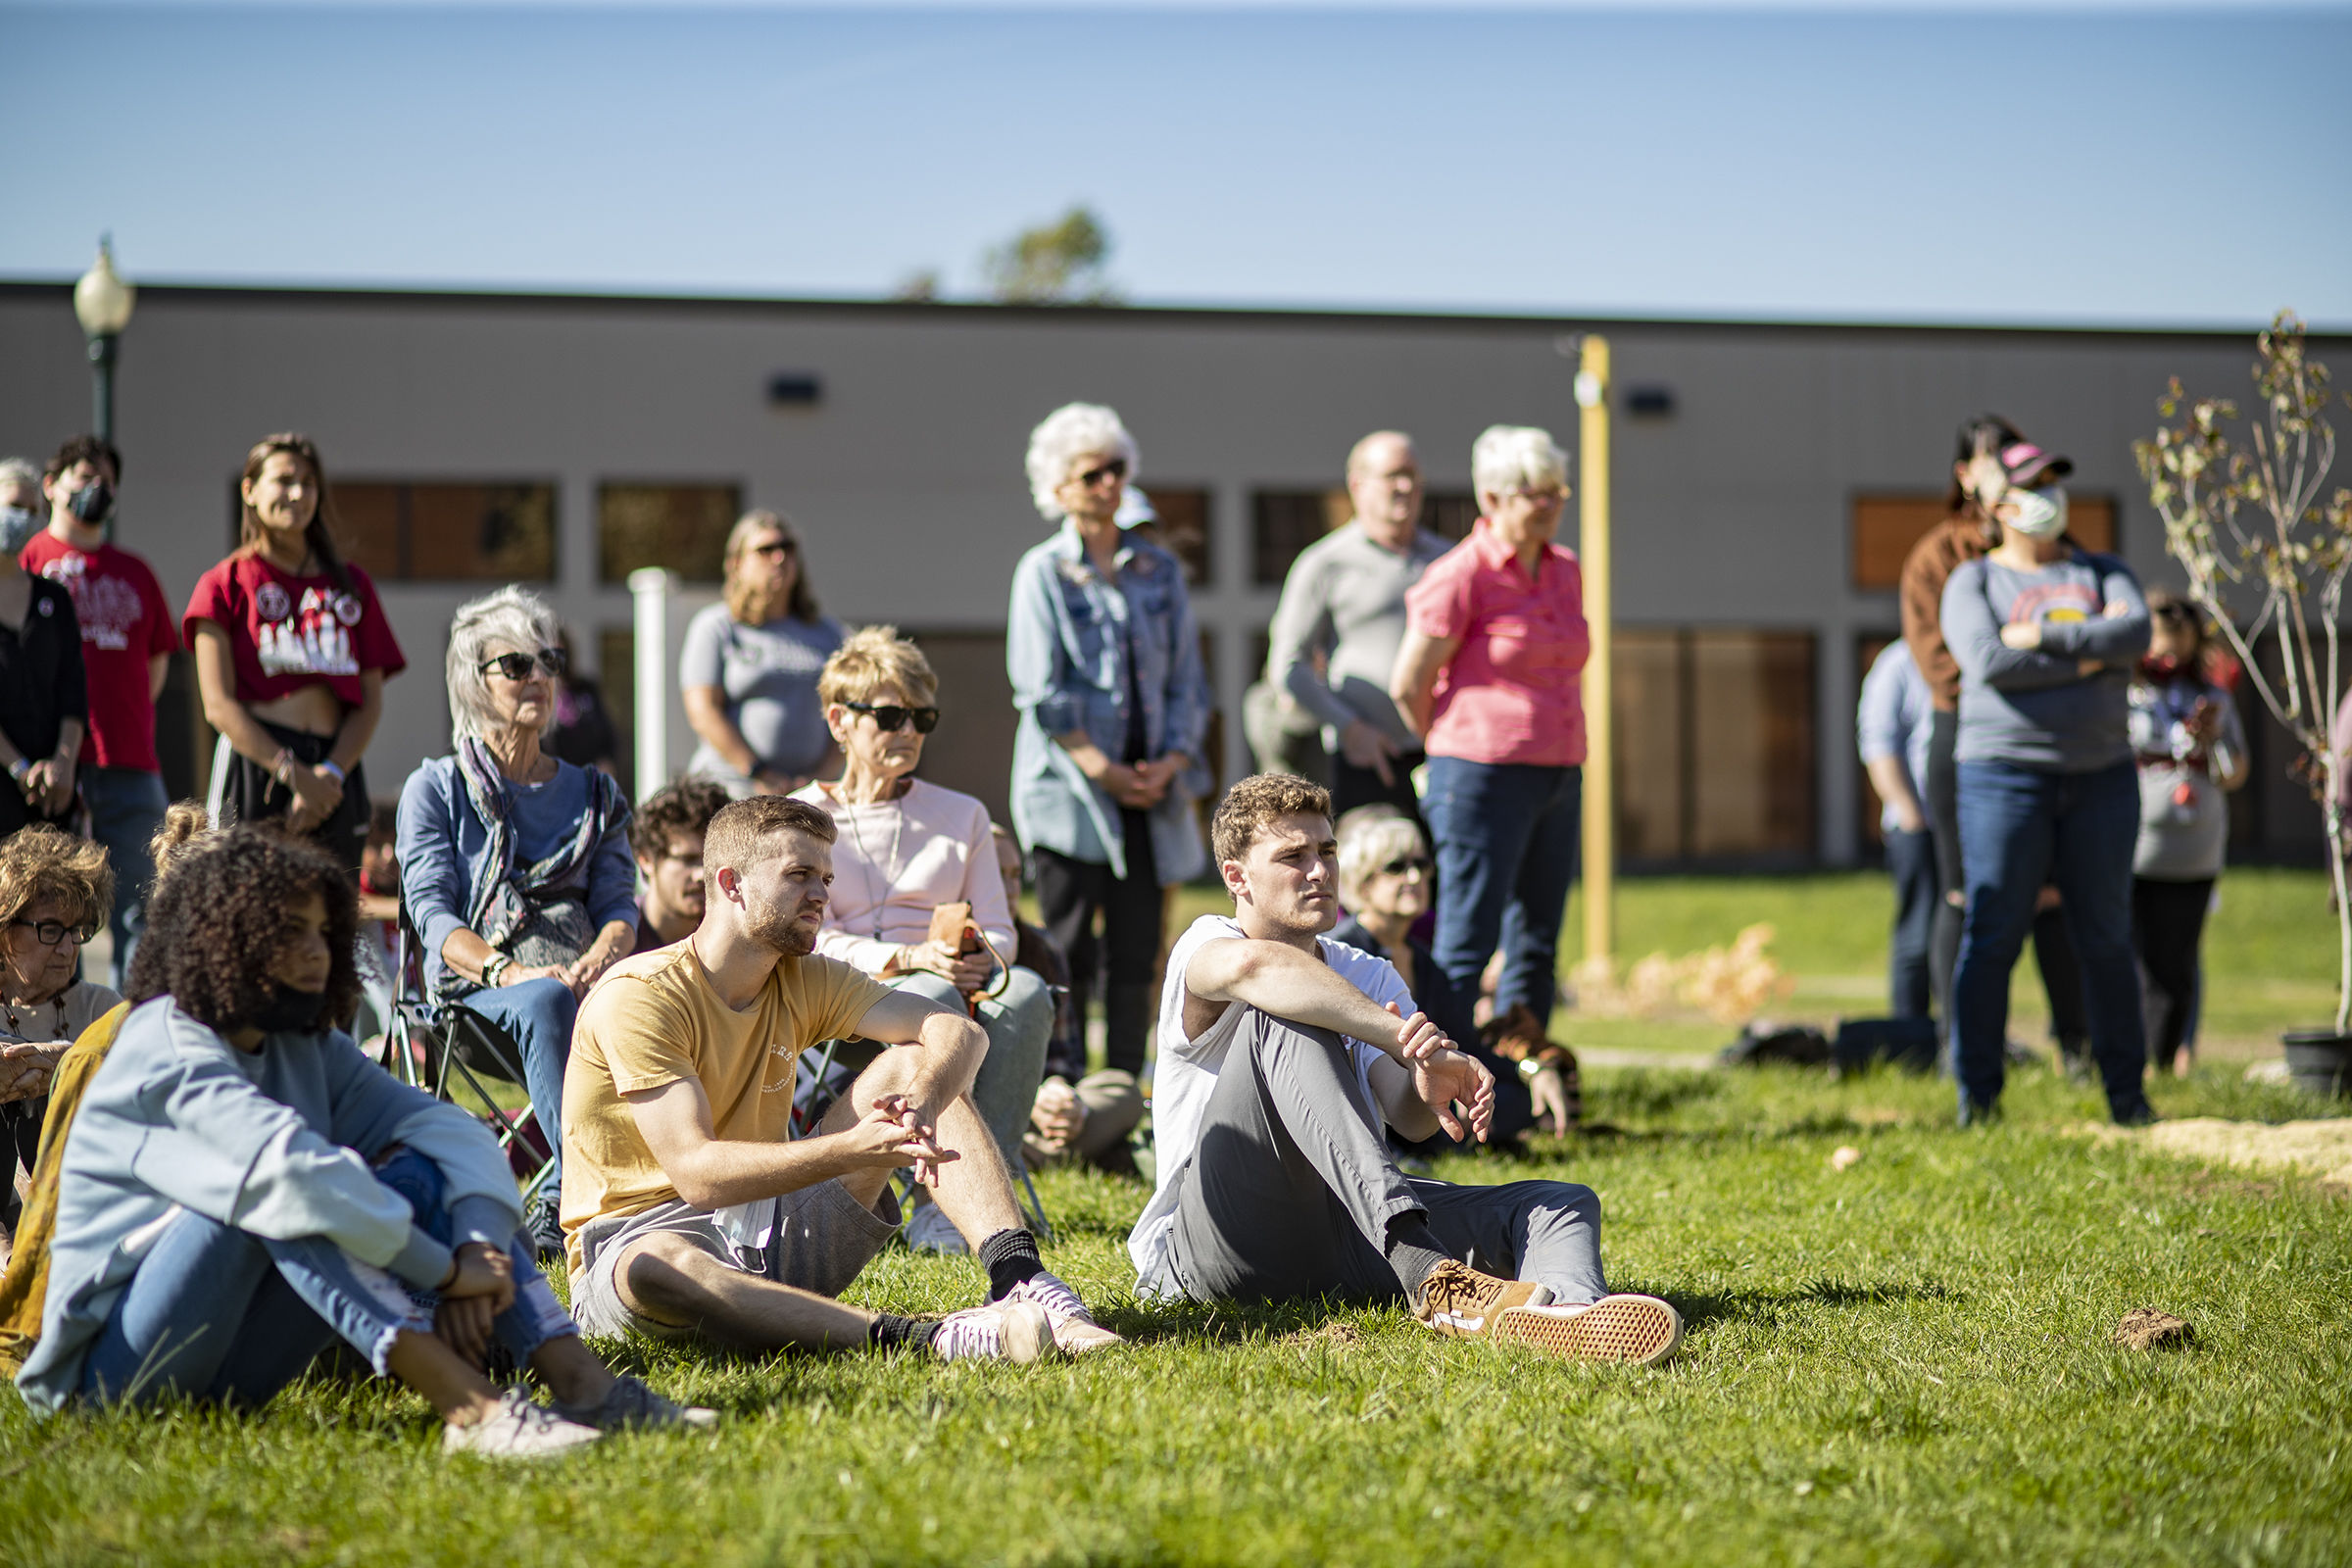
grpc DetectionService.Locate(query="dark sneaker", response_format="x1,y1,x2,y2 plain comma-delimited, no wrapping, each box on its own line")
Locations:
1494,1294,1684,1366
523,1190,565,1262
553,1373,717,1432
442,1389,602,1461
1412,1260,1554,1340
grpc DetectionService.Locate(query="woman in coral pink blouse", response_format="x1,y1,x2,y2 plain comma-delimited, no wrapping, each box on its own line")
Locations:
1390,424,1588,1041
185,434,406,872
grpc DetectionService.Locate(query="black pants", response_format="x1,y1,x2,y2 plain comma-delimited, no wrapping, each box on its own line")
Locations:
1925,709,2087,1049
0,1094,44,1232
1033,809,1161,1075
2133,876,2213,1067
1885,826,1937,1020
1331,747,1427,829
218,721,369,875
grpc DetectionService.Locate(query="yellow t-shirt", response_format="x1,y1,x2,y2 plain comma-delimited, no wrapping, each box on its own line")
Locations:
560,943,891,1269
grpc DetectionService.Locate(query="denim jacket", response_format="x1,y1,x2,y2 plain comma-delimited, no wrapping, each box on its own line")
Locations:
1006,527,1211,883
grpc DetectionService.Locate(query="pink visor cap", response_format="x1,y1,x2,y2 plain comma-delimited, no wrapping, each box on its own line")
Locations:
1998,441,2074,487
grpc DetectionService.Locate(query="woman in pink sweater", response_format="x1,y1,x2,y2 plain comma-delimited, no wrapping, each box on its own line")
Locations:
792,628,1052,1197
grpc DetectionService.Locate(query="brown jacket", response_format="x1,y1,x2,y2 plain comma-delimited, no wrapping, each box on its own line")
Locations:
1899,505,1998,712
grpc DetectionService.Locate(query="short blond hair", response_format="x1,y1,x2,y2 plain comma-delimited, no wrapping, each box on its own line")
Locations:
1337,811,1426,906
817,625,939,710
1471,424,1569,499
1210,773,1332,871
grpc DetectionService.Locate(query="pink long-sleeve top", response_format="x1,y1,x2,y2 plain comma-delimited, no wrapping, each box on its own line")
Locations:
791,778,1017,973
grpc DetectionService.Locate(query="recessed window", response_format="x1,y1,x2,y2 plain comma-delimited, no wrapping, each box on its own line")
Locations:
1851,493,2116,590
318,481,557,582
599,483,743,585
1615,628,1816,864
1252,489,1477,586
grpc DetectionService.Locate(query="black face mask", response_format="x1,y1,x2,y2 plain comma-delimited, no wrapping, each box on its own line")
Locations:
68,481,114,525
252,983,328,1036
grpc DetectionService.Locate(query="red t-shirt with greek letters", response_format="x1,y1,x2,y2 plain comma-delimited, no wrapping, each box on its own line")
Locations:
20,534,181,773
182,554,407,708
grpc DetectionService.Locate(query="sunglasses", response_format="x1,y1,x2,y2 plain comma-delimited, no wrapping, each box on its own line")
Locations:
846,702,940,734
479,647,566,682
12,916,97,947
1379,856,1432,876
749,539,797,560
2152,603,2196,622
1076,460,1128,488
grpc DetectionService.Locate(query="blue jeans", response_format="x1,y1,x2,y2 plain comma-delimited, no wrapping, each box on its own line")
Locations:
1423,759,1582,1023
81,766,170,991
1885,825,1937,1020
1952,760,2150,1124
78,1149,571,1407
891,966,1054,1171
459,977,579,1200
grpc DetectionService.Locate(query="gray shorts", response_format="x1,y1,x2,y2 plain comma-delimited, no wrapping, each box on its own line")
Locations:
569,1179,903,1342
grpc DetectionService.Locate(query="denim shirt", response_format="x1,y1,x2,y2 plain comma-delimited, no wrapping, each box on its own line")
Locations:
1006,527,1211,883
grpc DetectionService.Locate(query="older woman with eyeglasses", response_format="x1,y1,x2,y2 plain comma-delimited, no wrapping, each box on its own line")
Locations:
396,586,637,1253
793,628,1052,1185
1006,403,1211,1076
1391,424,1590,1046
683,511,845,798
0,826,120,1245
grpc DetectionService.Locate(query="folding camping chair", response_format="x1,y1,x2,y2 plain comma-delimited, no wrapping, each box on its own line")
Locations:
386,904,554,1200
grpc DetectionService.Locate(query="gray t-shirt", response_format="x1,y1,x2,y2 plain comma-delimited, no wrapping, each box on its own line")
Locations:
1941,550,2150,773
679,605,844,782
1266,520,1452,749
2129,674,2246,880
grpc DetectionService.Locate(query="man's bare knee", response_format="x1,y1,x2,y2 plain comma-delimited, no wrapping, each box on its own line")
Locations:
615,1234,725,1318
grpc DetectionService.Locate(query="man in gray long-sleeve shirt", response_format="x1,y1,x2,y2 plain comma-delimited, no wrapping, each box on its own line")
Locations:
1264,431,1451,820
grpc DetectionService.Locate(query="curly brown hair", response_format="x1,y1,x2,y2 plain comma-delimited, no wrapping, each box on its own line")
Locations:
628,776,731,863
1210,772,1333,869
128,826,361,1030
0,824,114,933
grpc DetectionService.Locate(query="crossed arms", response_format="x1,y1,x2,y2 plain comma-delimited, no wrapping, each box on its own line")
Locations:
1183,937,1494,1145
620,988,983,1211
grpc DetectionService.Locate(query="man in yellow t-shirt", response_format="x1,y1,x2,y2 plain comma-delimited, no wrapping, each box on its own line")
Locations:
562,796,1117,1362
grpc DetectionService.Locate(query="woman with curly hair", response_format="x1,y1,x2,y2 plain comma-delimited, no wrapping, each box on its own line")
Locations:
0,827,119,1242
185,433,407,872
12,826,709,1455
682,511,845,796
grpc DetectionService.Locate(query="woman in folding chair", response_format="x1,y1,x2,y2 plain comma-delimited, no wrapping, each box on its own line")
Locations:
790,628,1053,1253
397,588,637,1258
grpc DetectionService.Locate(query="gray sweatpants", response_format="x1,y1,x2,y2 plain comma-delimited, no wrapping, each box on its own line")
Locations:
1156,1005,1609,1305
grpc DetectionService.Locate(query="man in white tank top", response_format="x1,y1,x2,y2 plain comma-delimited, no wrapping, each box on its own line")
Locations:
1127,773,1683,1364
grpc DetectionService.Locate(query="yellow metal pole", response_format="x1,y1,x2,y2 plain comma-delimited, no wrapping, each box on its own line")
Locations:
1576,336,1615,969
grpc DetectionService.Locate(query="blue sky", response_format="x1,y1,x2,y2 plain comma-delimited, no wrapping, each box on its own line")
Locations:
5,3,2348,326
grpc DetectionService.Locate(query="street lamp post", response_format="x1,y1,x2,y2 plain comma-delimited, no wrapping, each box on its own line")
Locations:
73,236,136,445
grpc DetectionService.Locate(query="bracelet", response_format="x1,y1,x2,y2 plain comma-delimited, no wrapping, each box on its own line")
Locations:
6,759,26,782
270,749,295,786
317,759,347,786
482,953,514,987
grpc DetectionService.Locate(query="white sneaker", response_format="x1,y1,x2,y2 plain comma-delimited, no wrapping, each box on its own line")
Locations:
442,1389,604,1460
904,1200,968,1256
930,1299,1057,1364
1004,1270,1124,1355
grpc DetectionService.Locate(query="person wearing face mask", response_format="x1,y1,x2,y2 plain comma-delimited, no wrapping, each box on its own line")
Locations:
11,824,710,1454
185,433,405,874
0,827,122,1251
1941,484,2155,1126
0,460,42,554
23,436,180,989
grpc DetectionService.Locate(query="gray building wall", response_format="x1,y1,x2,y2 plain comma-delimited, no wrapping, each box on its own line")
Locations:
0,283,2333,864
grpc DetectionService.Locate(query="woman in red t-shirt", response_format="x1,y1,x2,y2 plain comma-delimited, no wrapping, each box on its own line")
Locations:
185,434,406,872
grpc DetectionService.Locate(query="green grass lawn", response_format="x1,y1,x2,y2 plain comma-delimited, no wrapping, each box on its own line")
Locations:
6,873,2348,1566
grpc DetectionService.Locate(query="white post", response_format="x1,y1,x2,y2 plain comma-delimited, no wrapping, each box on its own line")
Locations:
628,567,674,804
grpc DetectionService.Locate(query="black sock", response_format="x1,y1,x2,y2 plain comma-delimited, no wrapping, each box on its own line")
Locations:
978,1227,1046,1300
1385,1214,1451,1303
869,1313,940,1351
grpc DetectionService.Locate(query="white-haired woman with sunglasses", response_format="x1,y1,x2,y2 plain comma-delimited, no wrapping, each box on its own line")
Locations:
396,586,637,1254
683,511,845,798
1006,403,1210,1078
793,628,1053,1211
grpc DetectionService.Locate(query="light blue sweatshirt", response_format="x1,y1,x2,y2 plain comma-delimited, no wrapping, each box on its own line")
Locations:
16,998,522,1417
1941,549,2150,773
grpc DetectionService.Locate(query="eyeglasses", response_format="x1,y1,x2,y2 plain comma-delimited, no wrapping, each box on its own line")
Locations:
749,540,797,560
1378,856,1432,876
846,702,940,734
479,647,566,682
1505,486,1568,506
1075,460,1128,488
12,917,96,947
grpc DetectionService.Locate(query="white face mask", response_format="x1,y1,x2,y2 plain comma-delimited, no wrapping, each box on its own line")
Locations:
0,507,41,555
2003,486,2068,540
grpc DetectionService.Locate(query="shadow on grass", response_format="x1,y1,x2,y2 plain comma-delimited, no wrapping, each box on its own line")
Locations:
1659,1275,1962,1333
